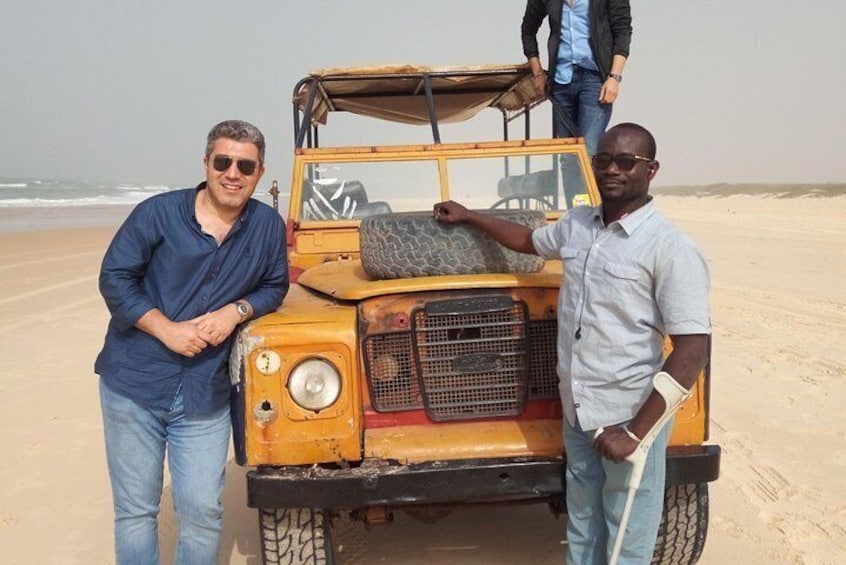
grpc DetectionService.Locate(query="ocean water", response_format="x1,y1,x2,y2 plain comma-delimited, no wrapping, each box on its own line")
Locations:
0,177,171,208
0,177,287,233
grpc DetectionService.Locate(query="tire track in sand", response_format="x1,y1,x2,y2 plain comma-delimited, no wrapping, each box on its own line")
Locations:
709,281,846,562
0,250,103,272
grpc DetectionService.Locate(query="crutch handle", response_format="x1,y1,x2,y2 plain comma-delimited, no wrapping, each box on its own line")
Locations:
594,372,693,487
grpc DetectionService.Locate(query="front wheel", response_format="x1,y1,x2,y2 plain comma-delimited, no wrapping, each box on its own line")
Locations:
651,482,710,565
259,507,331,565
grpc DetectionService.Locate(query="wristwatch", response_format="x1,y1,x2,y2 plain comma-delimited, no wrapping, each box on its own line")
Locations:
608,73,623,83
235,301,250,321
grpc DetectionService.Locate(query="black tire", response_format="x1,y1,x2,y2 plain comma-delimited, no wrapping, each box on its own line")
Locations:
359,210,546,280
259,507,331,565
651,483,709,565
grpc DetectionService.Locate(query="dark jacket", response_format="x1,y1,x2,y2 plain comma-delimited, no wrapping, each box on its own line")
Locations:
521,0,632,82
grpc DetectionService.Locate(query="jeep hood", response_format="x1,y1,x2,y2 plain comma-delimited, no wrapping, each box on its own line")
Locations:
297,259,562,301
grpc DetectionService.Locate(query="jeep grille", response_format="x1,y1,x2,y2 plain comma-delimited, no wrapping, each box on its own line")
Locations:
364,296,558,421
528,320,558,398
364,332,421,410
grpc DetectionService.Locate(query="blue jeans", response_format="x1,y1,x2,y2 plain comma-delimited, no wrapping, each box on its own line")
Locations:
563,418,671,565
550,67,613,155
551,68,613,209
99,378,231,565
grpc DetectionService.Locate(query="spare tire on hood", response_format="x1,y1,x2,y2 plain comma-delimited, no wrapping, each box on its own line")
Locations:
359,210,546,280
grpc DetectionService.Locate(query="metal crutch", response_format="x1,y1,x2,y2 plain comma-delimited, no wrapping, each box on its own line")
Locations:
595,371,692,565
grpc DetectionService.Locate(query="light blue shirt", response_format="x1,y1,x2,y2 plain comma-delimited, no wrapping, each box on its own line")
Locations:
532,200,711,430
555,0,598,85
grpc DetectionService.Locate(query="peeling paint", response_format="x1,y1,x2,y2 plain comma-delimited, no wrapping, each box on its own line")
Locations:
254,399,278,426
228,330,266,385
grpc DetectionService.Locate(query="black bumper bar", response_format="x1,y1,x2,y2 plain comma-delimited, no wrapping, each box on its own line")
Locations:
247,445,720,509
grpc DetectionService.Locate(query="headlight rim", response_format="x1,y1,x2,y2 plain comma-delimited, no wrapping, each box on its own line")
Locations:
287,356,342,412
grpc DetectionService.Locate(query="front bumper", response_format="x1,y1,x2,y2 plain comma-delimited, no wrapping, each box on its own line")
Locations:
247,444,721,509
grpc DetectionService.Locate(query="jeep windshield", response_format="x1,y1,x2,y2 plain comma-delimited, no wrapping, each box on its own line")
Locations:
296,145,594,221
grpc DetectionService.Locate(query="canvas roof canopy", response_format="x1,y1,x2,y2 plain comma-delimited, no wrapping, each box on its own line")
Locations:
293,63,544,128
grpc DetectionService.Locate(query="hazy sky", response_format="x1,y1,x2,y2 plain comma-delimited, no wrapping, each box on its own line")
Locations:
2,0,844,187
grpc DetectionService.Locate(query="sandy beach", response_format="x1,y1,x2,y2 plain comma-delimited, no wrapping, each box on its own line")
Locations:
1,187,844,564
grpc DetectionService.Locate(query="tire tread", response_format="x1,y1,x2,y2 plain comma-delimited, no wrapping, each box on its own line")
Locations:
260,508,329,565
651,483,709,565
360,211,546,279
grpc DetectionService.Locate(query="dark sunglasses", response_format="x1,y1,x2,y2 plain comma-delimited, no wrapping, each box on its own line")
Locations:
591,152,653,172
211,154,260,176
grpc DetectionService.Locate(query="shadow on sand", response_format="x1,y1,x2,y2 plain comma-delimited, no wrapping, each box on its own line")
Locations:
157,459,567,564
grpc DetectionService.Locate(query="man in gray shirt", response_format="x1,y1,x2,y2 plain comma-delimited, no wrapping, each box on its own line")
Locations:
433,122,710,563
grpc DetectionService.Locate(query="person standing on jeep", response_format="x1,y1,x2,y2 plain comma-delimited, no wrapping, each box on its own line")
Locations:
95,119,288,564
521,0,632,155
434,123,710,563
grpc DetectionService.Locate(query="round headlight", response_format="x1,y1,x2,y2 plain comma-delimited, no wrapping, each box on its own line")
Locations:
288,358,341,411
255,350,281,375
372,354,400,381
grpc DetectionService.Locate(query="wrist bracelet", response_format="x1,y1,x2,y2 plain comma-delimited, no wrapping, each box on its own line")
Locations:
623,425,641,443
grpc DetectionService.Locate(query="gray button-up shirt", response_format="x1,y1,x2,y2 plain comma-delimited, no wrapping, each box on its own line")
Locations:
532,199,711,430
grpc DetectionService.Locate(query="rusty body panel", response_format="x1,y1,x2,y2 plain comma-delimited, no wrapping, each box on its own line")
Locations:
237,285,361,466
298,259,561,300
364,420,562,463
236,280,709,468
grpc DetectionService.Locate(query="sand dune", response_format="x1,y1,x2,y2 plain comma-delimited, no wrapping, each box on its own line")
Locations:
0,188,843,564
652,183,846,199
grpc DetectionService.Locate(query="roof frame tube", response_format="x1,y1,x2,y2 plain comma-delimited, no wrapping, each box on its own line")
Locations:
295,78,319,149
524,104,531,172
501,108,510,177
292,77,310,146
422,73,441,144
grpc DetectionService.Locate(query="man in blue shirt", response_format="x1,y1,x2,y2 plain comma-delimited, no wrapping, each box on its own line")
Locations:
522,0,632,153
96,120,289,564
522,1,633,208
433,123,710,563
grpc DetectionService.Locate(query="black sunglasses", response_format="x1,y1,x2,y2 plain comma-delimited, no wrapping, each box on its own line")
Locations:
591,152,653,172
211,154,260,176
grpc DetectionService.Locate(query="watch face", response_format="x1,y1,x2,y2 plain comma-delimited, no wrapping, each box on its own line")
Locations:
237,303,249,317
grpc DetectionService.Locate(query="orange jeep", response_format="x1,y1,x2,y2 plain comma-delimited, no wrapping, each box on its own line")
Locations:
230,64,720,564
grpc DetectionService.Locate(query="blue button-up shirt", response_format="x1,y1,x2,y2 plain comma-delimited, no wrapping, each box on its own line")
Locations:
555,0,599,85
95,185,289,415
532,200,711,430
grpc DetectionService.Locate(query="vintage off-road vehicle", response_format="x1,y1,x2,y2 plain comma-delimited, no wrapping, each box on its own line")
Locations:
230,64,721,564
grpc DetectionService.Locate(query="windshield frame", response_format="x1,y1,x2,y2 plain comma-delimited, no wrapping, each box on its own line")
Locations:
288,138,599,226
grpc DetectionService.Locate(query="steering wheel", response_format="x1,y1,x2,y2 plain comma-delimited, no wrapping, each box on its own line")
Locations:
489,195,556,211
